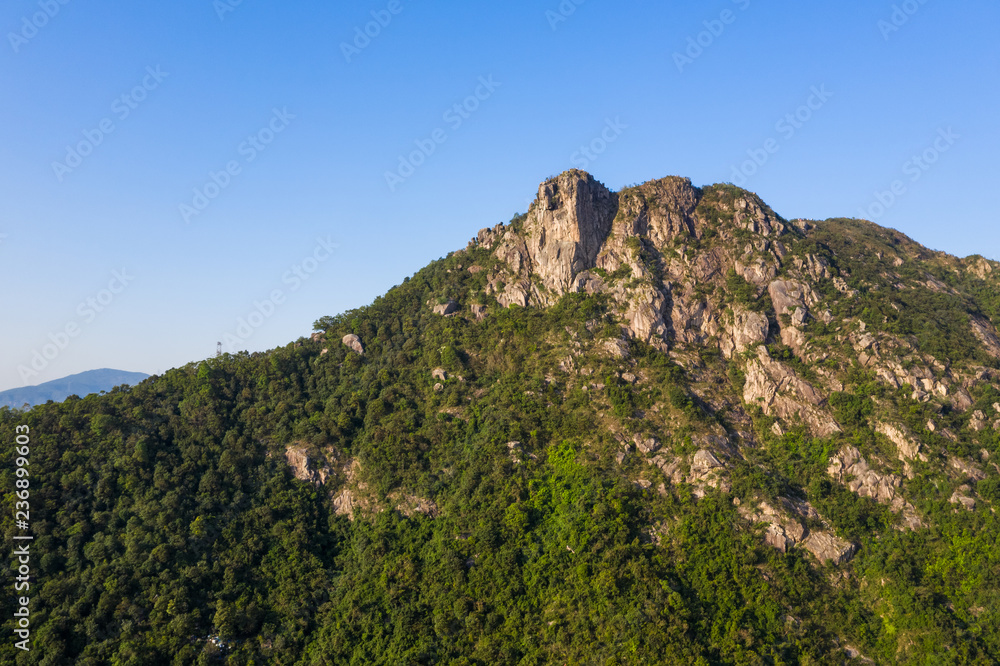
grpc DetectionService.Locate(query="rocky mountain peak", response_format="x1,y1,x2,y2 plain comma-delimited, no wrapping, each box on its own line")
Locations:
522,169,618,296
474,170,787,347
465,169,1000,443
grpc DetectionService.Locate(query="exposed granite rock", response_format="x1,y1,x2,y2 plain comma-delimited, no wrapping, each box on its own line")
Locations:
646,448,729,497
432,300,459,316
832,276,857,296
791,253,832,281
471,223,505,250
670,292,721,346
342,334,364,355
828,446,923,529
332,459,369,520
953,387,975,411
284,445,334,486
739,498,818,553
470,304,487,320
390,492,440,518
603,338,630,359
769,279,817,317
735,256,778,290
332,458,437,521
649,454,684,485
801,531,857,565
948,456,986,482
633,434,660,454
432,368,448,381
768,279,818,355
743,346,840,436
692,448,723,473
720,306,769,358
506,441,523,464
950,485,976,511
731,194,786,237
486,170,621,308
689,449,730,497
971,316,1000,358
875,422,928,467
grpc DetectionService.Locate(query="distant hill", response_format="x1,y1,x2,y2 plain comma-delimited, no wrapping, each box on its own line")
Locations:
0,368,149,409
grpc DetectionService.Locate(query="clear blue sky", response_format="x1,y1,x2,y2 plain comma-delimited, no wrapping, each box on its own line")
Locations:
1,0,997,392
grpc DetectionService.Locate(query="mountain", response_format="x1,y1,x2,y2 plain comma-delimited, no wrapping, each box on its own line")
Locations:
3,170,1000,664
0,368,150,409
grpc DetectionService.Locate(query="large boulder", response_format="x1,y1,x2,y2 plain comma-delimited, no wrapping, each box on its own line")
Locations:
342,334,364,355
432,300,459,316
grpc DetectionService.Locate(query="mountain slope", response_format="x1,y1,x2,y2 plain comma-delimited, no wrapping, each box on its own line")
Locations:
3,171,1000,664
0,368,150,409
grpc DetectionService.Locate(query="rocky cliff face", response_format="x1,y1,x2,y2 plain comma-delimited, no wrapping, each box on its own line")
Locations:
476,170,795,351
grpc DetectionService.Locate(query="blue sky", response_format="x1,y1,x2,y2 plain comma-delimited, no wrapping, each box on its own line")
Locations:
1,0,997,392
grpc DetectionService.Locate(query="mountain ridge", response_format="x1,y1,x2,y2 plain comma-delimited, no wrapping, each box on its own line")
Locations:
4,170,1000,663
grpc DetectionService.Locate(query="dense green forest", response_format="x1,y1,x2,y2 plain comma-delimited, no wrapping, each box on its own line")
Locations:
4,173,1000,664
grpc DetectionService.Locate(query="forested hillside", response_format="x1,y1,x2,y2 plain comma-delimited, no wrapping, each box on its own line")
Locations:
4,170,1000,665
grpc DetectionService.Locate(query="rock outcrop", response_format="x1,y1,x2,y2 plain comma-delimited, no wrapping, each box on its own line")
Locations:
720,306,769,358
390,493,439,518
487,171,618,309
801,531,857,565
949,486,976,511
875,422,927,477
768,279,820,355
739,499,812,553
647,448,730,498
523,170,618,300
284,445,333,485
971,316,1000,358
743,346,840,436
342,334,364,355
740,497,856,565
828,446,923,529
432,300,459,316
